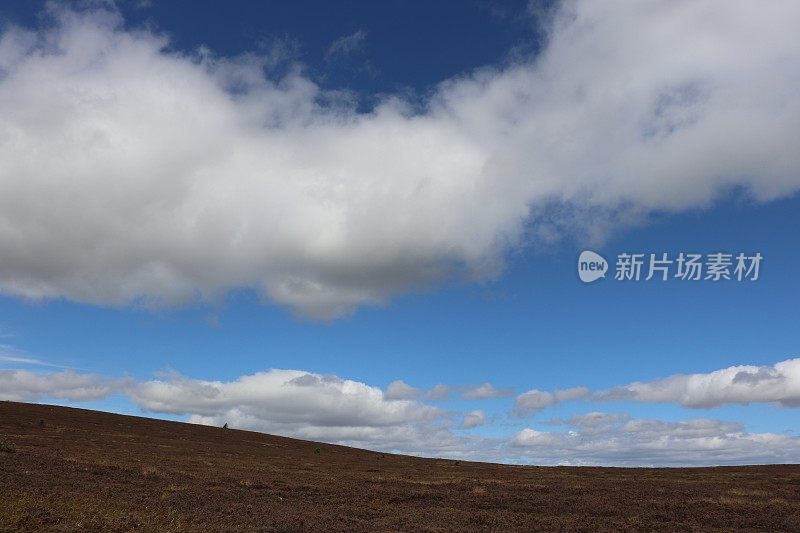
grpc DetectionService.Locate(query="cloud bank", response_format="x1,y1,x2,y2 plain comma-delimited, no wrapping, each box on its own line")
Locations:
513,359,800,413
2,357,800,464
511,413,800,466
0,1,798,317
598,358,800,408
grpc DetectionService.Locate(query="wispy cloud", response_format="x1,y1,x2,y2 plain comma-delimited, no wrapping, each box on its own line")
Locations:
325,29,367,60
0,354,59,367
0,342,68,369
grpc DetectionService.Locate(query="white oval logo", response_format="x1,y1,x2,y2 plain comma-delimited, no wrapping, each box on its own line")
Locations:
578,250,608,283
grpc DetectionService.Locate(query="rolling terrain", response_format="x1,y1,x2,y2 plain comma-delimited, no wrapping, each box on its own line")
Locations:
1,401,798,532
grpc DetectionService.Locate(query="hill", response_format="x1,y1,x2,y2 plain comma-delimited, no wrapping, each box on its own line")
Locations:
1,401,798,531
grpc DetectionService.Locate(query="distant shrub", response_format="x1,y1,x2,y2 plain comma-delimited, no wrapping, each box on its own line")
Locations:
0,441,16,453
314,447,321,455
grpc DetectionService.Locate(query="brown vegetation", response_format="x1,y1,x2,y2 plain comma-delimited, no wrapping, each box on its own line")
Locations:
1,401,798,532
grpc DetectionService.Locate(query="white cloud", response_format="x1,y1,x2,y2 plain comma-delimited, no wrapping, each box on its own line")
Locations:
511,412,800,466
0,1,797,318
386,380,462,401
0,369,114,402
125,369,457,453
384,379,421,400
512,359,800,414
598,358,800,408
2,362,799,465
461,409,486,428
461,382,514,400
129,369,439,426
512,428,562,447
0,364,467,454
387,379,522,402
426,383,452,400
514,386,589,415
126,371,513,456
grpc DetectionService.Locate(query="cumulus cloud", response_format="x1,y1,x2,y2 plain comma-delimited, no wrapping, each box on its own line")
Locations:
0,1,797,318
598,358,800,408
129,369,439,426
122,368,471,454
514,386,589,416
461,383,515,400
0,364,468,454
384,379,421,400
0,369,114,402
512,359,800,414
511,412,800,466
3,362,800,464
461,410,486,428
425,383,452,400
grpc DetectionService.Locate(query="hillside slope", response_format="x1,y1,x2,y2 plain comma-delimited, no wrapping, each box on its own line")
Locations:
1,401,798,532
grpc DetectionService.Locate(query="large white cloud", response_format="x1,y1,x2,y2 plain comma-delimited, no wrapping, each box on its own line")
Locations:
598,358,800,408
123,368,469,454
165,371,530,456
0,1,798,318
129,369,440,427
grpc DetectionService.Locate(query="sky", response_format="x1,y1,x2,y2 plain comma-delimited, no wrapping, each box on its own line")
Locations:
0,0,799,466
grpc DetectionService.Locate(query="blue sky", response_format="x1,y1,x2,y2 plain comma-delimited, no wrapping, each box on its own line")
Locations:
0,0,799,466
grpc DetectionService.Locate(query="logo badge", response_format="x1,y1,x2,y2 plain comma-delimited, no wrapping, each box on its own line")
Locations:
578,250,608,283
